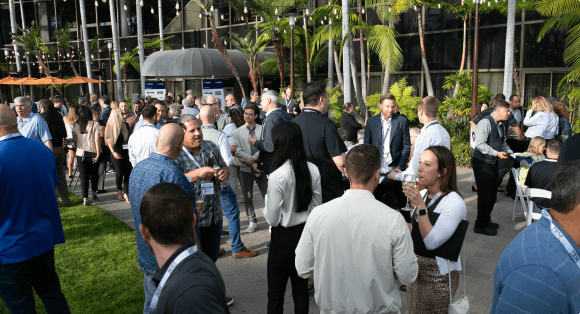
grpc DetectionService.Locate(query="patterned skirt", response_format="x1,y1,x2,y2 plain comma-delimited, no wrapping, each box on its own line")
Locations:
406,255,459,314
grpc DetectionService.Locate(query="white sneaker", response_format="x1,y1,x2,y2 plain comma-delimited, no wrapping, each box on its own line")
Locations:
246,222,258,233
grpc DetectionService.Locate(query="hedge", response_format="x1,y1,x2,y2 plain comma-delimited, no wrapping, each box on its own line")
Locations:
451,141,473,167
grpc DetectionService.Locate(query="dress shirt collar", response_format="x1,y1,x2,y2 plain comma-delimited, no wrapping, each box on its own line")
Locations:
245,123,256,131
152,152,175,161
343,189,376,199
0,132,22,142
421,119,438,131
201,124,217,129
266,107,281,117
18,113,34,124
143,123,156,128
380,114,393,125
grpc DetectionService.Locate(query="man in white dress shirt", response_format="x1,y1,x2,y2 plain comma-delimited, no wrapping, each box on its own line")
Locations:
128,105,159,167
389,96,450,182
295,144,418,314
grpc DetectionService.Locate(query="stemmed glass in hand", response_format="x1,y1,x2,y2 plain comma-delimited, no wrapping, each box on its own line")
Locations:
401,172,418,211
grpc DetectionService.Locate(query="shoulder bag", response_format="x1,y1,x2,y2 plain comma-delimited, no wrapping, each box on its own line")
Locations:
447,245,469,314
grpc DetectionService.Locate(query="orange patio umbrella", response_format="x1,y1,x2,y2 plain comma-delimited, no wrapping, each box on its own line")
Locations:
10,77,39,85
65,76,105,84
0,76,20,85
32,76,69,85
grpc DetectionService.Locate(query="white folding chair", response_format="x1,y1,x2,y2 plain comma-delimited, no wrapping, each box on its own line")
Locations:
525,188,551,226
511,168,528,221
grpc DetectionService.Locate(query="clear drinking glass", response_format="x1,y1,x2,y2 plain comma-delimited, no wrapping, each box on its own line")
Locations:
401,173,417,211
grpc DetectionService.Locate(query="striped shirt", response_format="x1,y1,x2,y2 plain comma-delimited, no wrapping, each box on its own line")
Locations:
492,215,580,313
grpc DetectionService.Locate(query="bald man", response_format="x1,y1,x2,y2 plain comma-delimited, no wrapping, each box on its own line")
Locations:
0,104,71,313
128,123,198,314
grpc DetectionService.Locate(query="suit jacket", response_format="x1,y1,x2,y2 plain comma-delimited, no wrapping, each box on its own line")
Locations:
364,113,411,170
280,98,297,114
254,109,293,174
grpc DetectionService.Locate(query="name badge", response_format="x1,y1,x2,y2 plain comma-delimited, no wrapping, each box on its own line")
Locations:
122,144,129,150
201,182,214,195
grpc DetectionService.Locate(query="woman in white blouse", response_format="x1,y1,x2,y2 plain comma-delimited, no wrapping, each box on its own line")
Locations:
402,146,467,314
523,96,559,139
263,122,321,314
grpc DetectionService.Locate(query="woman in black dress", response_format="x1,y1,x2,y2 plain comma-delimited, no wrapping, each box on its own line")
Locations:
340,103,365,145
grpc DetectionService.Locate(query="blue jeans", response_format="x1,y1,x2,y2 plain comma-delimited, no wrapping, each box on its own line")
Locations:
139,266,156,314
0,249,70,314
219,186,244,254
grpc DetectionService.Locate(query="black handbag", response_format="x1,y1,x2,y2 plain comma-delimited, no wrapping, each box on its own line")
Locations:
411,193,469,262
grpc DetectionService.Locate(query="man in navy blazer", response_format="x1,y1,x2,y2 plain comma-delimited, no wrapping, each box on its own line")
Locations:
364,94,411,219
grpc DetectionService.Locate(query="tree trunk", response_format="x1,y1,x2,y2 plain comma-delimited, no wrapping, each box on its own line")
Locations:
136,0,145,96
207,15,247,101
359,6,367,114
349,37,366,119
333,44,344,91
304,11,311,83
453,16,468,97
79,0,93,93
328,24,334,90
68,54,79,77
418,9,434,97
341,0,351,103
109,0,124,102
381,22,394,94
273,39,285,90
502,0,516,98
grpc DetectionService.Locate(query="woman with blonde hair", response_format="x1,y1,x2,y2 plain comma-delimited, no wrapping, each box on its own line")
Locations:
518,136,546,187
523,96,559,139
105,108,132,203
110,101,119,110
64,104,80,177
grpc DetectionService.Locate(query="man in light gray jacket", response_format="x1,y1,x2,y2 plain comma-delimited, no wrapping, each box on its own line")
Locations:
233,103,267,233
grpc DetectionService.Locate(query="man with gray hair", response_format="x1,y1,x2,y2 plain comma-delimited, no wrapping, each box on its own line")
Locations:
248,90,292,175
90,94,99,108
169,103,182,123
181,97,199,116
14,96,53,150
78,96,87,107
213,98,229,131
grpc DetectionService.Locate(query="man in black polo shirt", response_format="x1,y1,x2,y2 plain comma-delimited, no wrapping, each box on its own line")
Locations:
38,99,70,206
139,182,229,314
525,138,562,212
293,81,347,203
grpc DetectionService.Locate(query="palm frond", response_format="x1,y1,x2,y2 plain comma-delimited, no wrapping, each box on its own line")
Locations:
367,25,404,72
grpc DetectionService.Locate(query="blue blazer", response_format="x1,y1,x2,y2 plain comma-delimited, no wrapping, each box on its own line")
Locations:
364,113,411,170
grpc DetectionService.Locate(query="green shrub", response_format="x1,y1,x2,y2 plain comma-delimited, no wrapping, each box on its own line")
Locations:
439,114,471,144
451,141,473,167
440,71,492,117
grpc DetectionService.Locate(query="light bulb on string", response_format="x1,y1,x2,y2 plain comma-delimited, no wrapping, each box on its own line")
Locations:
241,15,244,21
182,46,184,50
388,6,391,12
260,16,263,21
221,14,224,20
102,0,106,3
176,11,179,16
95,1,98,6
414,4,417,10
306,8,309,14
244,6,247,13
284,29,286,34
210,5,214,12
324,15,327,20
124,4,127,10
333,7,337,14
487,1,490,6
309,16,312,20
275,6,278,14
277,16,280,21
151,8,154,14
329,18,332,24
140,0,143,6
362,7,365,13
203,43,206,48
175,1,179,10
438,3,441,8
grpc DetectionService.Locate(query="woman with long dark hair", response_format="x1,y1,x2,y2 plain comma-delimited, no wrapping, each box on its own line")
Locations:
73,106,101,206
263,122,322,314
105,108,132,203
402,146,467,313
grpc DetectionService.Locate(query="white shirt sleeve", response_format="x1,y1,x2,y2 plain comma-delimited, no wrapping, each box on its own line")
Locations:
295,216,316,279
217,132,234,167
423,193,467,250
263,171,284,227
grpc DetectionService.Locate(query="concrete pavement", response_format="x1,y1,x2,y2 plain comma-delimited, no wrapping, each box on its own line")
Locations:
70,166,527,314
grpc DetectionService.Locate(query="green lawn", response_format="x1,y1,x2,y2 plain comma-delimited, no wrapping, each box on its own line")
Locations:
0,193,144,313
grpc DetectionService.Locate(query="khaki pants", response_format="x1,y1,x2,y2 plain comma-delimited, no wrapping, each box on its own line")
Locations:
53,146,71,205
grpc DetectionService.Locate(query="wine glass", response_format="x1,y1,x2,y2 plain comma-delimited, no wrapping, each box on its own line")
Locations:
401,173,417,212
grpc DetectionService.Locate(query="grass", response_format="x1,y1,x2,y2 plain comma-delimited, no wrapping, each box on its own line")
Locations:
0,193,144,313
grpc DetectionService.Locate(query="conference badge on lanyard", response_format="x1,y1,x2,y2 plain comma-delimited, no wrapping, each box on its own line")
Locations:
182,147,214,195
541,210,580,269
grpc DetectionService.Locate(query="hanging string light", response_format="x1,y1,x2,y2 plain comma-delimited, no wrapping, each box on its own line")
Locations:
333,7,337,14
241,15,244,21
487,1,491,6
102,0,106,3
244,5,247,13
210,5,214,12
277,16,280,21
362,7,365,13
182,46,184,50
306,8,309,14
388,6,391,12
124,4,127,10
151,8,154,14
95,1,98,6
176,10,179,16
438,3,441,8
175,1,179,10
221,14,224,20
275,6,278,14
140,0,143,6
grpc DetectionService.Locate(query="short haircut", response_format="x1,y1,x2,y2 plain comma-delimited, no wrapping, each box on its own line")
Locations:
302,81,327,107
182,98,192,107
154,100,166,108
200,94,214,106
345,144,381,185
262,90,279,105
38,99,54,111
170,103,182,117
179,114,198,125
100,95,111,105
551,160,580,214
380,93,396,105
493,100,510,111
133,100,140,105
244,103,259,116
164,99,172,107
250,90,258,97
14,96,31,107
78,96,87,105
141,105,157,120
140,183,195,246
509,95,519,102
494,93,506,101
418,96,439,118
546,138,563,155
216,98,221,106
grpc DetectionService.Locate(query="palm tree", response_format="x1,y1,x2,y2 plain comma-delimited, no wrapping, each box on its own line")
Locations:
417,7,434,97
79,0,94,94
53,23,80,77
223,28,269,93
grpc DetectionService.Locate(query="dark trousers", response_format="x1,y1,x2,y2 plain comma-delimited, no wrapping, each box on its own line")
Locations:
199,220,222,263
472,157,499,229
267,223,309,314
97,147,110,190
111,148,132,194
497,158,513,187
373,177,410,223
76,156,99,198
53,146,70,205
0,250,71,314
240,171,268,223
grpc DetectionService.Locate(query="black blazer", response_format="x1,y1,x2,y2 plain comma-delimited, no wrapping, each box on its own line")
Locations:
254,109,293,174
364,112,411,170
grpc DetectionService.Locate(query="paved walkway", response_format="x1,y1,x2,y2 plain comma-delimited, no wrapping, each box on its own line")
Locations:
70,166,527,314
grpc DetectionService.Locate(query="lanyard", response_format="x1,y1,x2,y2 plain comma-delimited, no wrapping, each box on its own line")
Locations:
423,121,438,131
424,191,443,209
182,147,205,169
143,123,156,129
301,108,321,115
541,210,580,269
0,132,22,142
149,245,198,314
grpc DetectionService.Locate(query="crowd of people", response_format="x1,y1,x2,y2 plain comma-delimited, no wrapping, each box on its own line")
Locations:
1,82,580,314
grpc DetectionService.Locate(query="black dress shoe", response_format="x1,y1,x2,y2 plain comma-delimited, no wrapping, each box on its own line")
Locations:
489,222,499,229
474,226,498,236
97,189,107,194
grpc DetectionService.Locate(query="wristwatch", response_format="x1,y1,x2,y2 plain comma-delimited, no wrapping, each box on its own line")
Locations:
418,208,427,216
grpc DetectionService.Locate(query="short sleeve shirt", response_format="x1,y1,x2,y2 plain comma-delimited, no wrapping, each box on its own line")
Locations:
17,113,52,143
293,109,347,203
